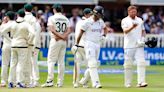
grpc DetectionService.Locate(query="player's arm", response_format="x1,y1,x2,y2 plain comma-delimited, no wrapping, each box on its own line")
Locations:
76,29,85,45
121,20,137,34
141,21,146,37
103,25,108,37
49,25,66,40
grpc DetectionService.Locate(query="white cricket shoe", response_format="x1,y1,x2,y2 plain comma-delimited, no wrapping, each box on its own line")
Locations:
93,84,102,89
79,78,89,88
56,83,63,88
73,83,79,88
41,80,53,88
137,82,148,87
0,83,6,87
125,84,132,88
33,82,39,87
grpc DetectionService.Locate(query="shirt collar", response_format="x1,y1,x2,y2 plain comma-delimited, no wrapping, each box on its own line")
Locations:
16,17,24,23
25,12,32,15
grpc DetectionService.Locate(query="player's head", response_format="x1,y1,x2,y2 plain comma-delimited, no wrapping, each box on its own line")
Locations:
83,8,93,18
93,5,104,19
128,5,137,19
17,9,25,18
5,11,15,20
24,3,33,12
52,4,63,13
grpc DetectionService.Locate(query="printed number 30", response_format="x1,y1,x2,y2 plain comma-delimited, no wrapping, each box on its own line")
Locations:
56,22,67,32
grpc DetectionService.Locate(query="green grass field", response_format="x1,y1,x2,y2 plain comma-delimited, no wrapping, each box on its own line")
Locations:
0,65,164,92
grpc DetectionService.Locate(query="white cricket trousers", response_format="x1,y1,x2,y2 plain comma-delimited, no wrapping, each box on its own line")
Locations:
124,47,147,85
1,45,11,84
8,48,29,85
85,41,101,87
47,39,66,85
31,48,40,83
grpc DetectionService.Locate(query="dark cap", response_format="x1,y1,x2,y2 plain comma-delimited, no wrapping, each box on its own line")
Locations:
52,4,63,12
52,4,62,9
5,11,15,20
83,8,92,15
17,9,25,17
24,3,33,12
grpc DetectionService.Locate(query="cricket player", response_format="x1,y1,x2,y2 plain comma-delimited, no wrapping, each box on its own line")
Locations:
7,9,35,88
0,11,15,87
24,3,39,87
121,6,148,88
41,4,71,88
71,8,93,88
76,6,108,88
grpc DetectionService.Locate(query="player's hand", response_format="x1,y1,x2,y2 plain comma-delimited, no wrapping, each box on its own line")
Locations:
2,16,8,24
132,23,138,28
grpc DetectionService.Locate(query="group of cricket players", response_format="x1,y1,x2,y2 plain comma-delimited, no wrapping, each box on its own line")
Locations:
0,3,148,89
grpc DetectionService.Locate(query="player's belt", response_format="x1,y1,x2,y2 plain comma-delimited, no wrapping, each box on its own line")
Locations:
75,45,84,48
12,47,28,48
29,44,34,46
35,47,40,49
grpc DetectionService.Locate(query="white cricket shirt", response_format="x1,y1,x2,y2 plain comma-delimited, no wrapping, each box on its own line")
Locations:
47,13,69,38
81,16,105,44
121,16,145,48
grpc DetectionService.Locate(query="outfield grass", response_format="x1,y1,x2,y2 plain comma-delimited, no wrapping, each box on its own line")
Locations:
0,65,164,92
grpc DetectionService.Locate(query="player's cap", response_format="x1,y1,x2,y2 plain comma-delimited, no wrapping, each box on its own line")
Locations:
24,3,33,12
52,4,63,12
17,9,25,17
5,11,15,20
83,8,92,15
93,5,104,17
52,4,62,9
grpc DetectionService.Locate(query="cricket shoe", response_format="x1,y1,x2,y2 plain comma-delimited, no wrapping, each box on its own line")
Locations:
137,82,148,87
93,81,102,89
73,83,79,88
0,83,6,87
16,82,26,88
125,84,132,88
79,78,89,88
56,83,63,88
33,81,39,87
93,84,102,89
41,80,54,88
8,82,15,88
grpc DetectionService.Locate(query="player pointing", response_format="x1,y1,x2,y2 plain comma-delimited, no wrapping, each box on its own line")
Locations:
121,5,148,88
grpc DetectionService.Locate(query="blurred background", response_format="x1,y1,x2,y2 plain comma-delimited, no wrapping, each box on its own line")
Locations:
0,0,164,66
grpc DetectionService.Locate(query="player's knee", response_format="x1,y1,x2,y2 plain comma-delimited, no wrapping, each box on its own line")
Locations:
88,58,99,68
124,60,133,69
137,60,147,67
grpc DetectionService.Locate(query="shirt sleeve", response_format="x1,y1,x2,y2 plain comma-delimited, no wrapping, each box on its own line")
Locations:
121,19,128,31
47,17,53,26
141,20,145,30
80,20,88,32
0,23,11,35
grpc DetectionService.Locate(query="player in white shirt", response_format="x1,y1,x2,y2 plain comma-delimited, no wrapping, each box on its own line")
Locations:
24,4,40,87
41,4,71,88
0,11,15,87
77,6,108,88
71,8,93,88
121,6,148,88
